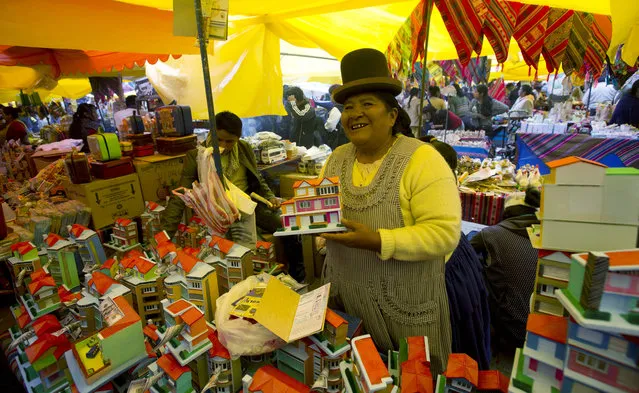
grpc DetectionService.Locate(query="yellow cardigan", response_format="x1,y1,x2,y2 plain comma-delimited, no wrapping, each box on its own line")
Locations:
344,140,461,261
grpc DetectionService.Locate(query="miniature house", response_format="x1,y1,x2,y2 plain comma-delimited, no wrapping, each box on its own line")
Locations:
207,329,242,393
119,255,165,324
242,365,311,393
44,233,80,291
208,236,253,295
307,309,351,393
276,177,345,236
275,338,316,386
9,242,42,291
23,270,61,319
538,158,639,251
350,334,396,393
150,353,193,393
24,332,72,393
532,250,572,317
252,241,277,273
442,353,478,393
141,201,165,244
476,370,508,393
558,249,639,336
392,336,432,393
68,224,107,267
113,218,139,247
160,299,213,365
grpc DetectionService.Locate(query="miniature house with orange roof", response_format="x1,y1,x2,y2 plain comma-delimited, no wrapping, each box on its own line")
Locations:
557,249,639,336
535,157,639,251
68,224,106,267
347,334,397,393
67,295,147,390
476,370,508,393
163,250,218,322
532,250,573,317
23,331,73,393
141,200,165,244
159,299,213,366
118,254,165,325
242,364,311,393
104,218,141,257
99,258,119,278
438,353,479,393
23,270,61,319
43,233,80,291
387,336,432,393
508,313,568,393
252,241,277,273
206,235,252,295
207,329,242,393
9,241,42,287
276,177,345,236
148,353,193,393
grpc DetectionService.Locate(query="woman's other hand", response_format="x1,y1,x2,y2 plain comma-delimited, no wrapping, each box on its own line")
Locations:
269,198,282,210
320,219,381,252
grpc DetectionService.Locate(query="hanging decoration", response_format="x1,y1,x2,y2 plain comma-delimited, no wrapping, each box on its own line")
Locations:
482,0,520,64
562,12,594,75
541,8,574,74
434,0,484,66
512,4,549,73
386,0,429,77
583,15,613,79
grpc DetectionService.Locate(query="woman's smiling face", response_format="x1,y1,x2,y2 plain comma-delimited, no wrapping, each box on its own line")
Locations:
341,92,397,147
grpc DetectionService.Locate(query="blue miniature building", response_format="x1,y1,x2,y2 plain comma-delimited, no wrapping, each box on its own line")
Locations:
67,224,106,268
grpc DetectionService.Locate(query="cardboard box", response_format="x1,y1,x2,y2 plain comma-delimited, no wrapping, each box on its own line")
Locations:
133,154,186,204
30,149,73,172
63,173,144,229
279,172,318,199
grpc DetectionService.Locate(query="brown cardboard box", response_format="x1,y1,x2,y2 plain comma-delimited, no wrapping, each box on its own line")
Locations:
63,173,144,229
279,172,318,199
30,149,73,172
133,154,186,204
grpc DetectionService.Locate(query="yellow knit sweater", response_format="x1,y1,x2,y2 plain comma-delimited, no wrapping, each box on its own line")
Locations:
349,140,461,261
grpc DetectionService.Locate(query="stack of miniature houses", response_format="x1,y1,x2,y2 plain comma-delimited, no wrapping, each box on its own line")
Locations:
435,353,509,392
529,157,639,317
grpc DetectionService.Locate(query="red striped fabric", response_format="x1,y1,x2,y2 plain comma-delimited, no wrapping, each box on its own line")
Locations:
542,8,575,74
483,0,520,64
489,77,507,102
513,4,550,71
434,0,484,66
583,15,612,78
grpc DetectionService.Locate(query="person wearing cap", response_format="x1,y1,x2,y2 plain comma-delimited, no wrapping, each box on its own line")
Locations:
470,188,541,356
319,48,461,374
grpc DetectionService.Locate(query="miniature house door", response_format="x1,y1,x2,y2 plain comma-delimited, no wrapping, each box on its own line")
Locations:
328,212,339,224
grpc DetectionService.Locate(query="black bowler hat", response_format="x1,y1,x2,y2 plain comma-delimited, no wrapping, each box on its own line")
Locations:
332,48,403,104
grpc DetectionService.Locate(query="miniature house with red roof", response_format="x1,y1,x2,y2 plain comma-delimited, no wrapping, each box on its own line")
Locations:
348,334,397,393
242,365,311,393
536,158,639,251
68,224,107,267
252,241,277,273
141,201,165,244
24,331,73,393
477,370,509,393
159,299,213,366
276,177,345,236
441,353,479,393
23,270,61,319
207,329,242,392
9,241,42,291
44,232,80,291
104,218,141,257
208,235,253,295
148,353,193,393
389,336,432,393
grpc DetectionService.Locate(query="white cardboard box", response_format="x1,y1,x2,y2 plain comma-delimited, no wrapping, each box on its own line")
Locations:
540,220,638,251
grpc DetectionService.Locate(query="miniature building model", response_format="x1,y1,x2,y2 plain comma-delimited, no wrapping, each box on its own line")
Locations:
149,353,194,393
22,331,73,393
557,249,639,336
78,271,132,337
252,241,277,273
119,254,165,324
104,218,141,257
276,177,345,236
441,353,478,393
307,309,351,392
141,201,165,244
164,250,218,321
208,236,253,295
43,233,80,291
23,269,61,319
536,158,639,251
532,250,572,317
242,364,311,393
275,338,317,386
159,299,213,366
9,241,42,292
68,224,107,267
207,329,242,393
349,334,397,393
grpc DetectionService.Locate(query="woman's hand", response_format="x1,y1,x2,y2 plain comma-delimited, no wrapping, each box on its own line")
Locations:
320,219,381,252
269,198,282,210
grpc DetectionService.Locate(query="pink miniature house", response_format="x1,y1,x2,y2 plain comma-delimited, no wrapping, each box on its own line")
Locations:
275,177,345,236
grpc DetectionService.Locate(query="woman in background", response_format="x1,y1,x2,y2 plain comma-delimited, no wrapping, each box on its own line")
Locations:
448,83,473,127
610,80,639,127
68,103,100,152
470,85,494,135
404,87,421,138
287,86,319,148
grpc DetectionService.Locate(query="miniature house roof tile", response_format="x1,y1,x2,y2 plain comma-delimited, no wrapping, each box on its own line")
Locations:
88,271,120,295
143,324,159,341
208,330,231,359
115,218,134,227
120,257,138,269
99,296,140,339
353,336,391,386
146,201,164,212
401,359,433,393
11,241,35,256
326,309,347,328
249,365,311,393
526,314,568,344
477,370,509,392
182,247,200,257
44,233,65,247
157,241,177,259
25,332,71,363
32,315,61,336
546,156,607,169
145,341,157,359
16,305,32,329
281,199,295,205
30,268,48,282
603,249,639,270
406,336,428,362
125,249,145,259
177,224,188,232
444,354,479,387
256,241,273,250
165,299,192,316
157,353,190,381
69,224,91,238
209,236,235,255
102,258,117,269
133,257,156,274
58,286,81,303
28,275,56,295
174,250,199,273
180,307,204,326
292,176,339,189
154,231,170,245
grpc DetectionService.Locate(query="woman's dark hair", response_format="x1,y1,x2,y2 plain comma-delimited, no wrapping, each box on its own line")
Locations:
3,106,20,120
475,84,488,97
474,84,492,117
286,86,308,109
520,84,533,96
630,80,639,97
73,103,95,121
215,111,243,138
428,85,441,97
372,91,412,136
407,87,420,108
419,135,458,171
453,83,464,98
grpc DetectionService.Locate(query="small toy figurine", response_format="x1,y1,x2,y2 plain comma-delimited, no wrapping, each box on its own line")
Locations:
275,177,346,237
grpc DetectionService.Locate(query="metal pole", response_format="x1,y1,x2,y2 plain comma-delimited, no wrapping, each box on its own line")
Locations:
417,0,434,135
585,74,594,117
194,0,224,176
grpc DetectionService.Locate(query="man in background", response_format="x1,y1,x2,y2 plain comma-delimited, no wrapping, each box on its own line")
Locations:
113,95,138,132
583,77,617,114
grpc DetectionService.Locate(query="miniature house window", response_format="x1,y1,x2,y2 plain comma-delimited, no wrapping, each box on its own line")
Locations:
608,274,632,290
142,287,156,294
576,352,609,374
310,214,326,224
325,198,338,207
608,337,629,355
554,369,563,382
230,261,240,268
576,327,604,345
319,186,339,195
528,358,538,372
190,281,202,289
216,387,231,393
299,201,312,209
542,265,570,281
540,284,556,297
296,188,309,197
145,304,159,311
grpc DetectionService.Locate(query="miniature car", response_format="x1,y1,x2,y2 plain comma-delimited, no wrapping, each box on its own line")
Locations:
86,345,100,359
